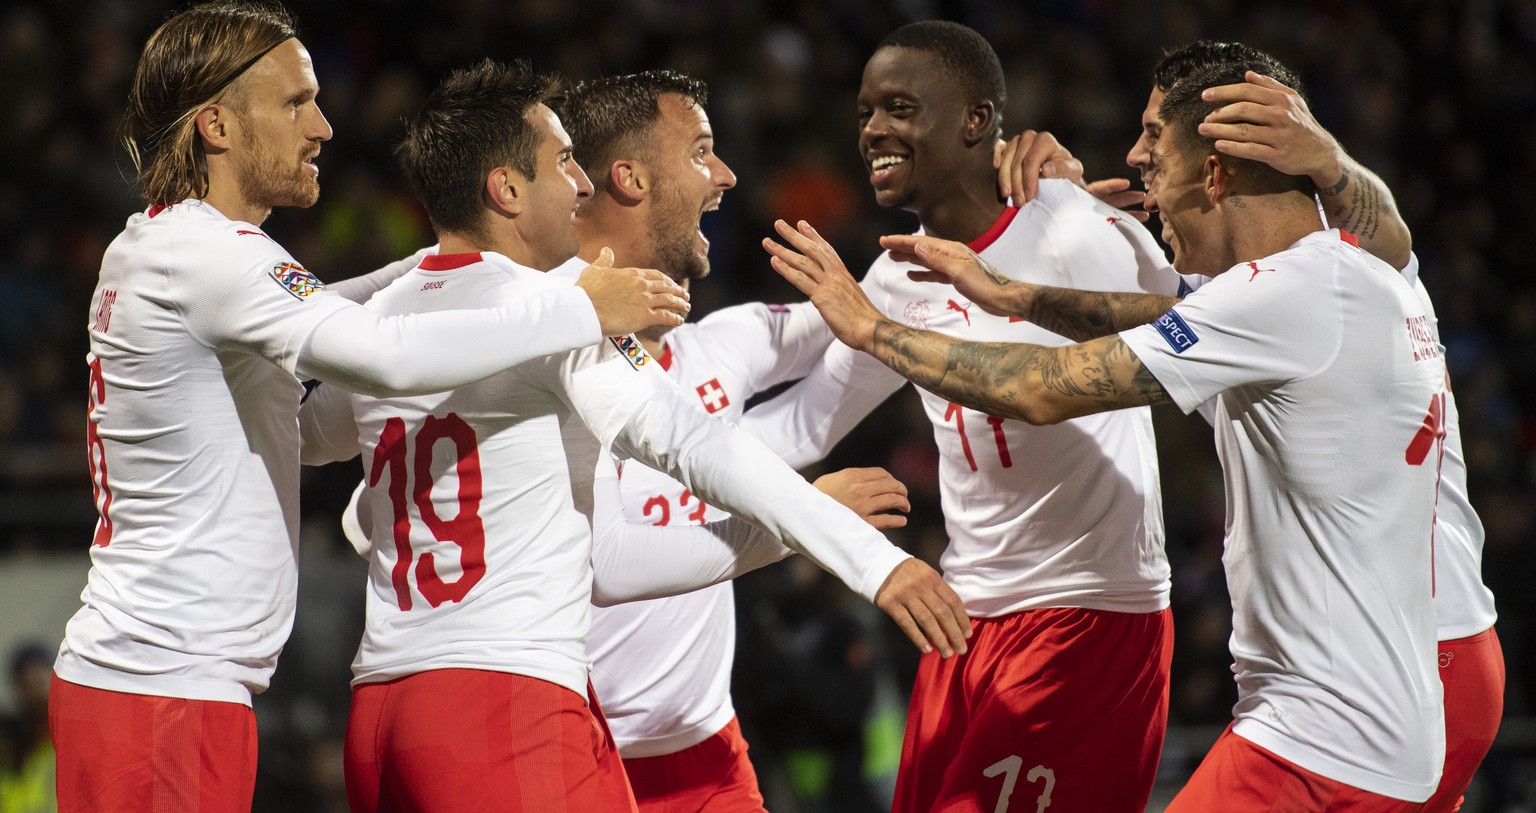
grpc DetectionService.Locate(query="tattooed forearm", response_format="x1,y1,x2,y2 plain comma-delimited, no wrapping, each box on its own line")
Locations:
1317,168,1350,197
868,321,1170,424
948,250,1175,338
1027,288,1181,342
1332,173,1382,239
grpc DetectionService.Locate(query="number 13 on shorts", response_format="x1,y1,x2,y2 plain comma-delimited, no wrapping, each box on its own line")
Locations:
985,756,1054,813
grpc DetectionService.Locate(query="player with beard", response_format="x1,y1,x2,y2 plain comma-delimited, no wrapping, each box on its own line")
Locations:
740,20,1188,813
556,71,889,813
327,67,919,812
51,4,690,811
297,58,971,812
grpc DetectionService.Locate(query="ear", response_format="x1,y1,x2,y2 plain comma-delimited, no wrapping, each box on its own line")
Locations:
607,159,647,204
195,104,235,152
486,165,523,217
1204,154,1227,206
963,100,996,148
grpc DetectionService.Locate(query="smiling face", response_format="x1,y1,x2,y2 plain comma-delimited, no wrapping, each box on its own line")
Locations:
1126,85,1164,189
857,46,974,213
521,103,593,270
227,38,332,211
1144,129,1223,277
643,93,736,283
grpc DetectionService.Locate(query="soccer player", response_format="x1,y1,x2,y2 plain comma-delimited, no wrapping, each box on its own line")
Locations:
296,58,970,812
557,70,837,812
998,41,1502,808
766,59,1449,809
740,21,1180,812
1132,42,1501,812
52,3,690,810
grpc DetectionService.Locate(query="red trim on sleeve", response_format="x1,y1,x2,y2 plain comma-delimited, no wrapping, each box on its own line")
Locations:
655,342,674,372
967,207,1020,253
418,252,483,271
1340,231,1359,247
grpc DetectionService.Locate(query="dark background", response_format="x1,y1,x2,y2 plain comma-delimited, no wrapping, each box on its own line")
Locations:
1,1,1533,810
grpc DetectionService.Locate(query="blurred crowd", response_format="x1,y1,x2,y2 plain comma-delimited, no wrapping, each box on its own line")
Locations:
2,0,1533,810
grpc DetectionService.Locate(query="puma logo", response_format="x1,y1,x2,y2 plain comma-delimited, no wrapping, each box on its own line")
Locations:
1248,261,1277,281
946,299,972,326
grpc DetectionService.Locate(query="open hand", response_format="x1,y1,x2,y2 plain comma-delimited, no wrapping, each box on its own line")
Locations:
881,234,1033,319
874,558,972,657
812,467,910,530
1198,71,1343,187
576,247,691,337
762,220,885,353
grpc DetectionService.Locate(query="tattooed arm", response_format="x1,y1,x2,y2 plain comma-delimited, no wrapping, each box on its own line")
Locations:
1199,71,1411,269
763,220,1170,424
868,325,1169,424
880,234,1179,341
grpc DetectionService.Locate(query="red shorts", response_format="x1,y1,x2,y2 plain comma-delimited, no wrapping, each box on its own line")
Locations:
1168,727,1430,812
892,606,1173,813
622,716,766,813
49,674,258,813
1423,626,1504,813
344,669,636,812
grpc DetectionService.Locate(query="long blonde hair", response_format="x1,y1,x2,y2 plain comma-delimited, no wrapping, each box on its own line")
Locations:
121,1,296,206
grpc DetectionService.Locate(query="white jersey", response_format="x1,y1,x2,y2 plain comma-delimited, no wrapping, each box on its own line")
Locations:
1121,229,1445,801
1403,259,1497,639
300,252,909,696
60,200,356,705
1183,254,1497,641
745,179,1180,616
301,251,672,695
587,299,833,758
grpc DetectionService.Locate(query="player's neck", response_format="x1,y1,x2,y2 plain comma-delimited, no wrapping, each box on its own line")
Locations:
574,207,649,269
437,232,488,260
1223,195,1326,270
201,173,272,226
635,327,670,359
915,170,1007,244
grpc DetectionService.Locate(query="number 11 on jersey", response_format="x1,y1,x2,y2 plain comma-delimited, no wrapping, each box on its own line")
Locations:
946,401,1014,471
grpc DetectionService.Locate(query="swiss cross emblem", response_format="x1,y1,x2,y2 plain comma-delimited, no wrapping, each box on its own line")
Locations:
696,378,730,414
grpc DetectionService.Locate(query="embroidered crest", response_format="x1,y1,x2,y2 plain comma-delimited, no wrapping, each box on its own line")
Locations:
903,300,931,330
609,335,654,370
696,378,730,413
269,262,327,300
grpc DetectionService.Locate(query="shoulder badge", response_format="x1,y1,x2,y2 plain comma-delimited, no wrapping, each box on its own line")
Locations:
609,335,654,370
269,262,328,300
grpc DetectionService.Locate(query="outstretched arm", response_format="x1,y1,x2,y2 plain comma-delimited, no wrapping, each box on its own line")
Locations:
881,234,1181,341
588,465,911,605
1200,71,1411,268
764,220,1171,424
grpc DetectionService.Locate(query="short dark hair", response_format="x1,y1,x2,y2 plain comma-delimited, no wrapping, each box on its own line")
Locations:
1160,63,1312,197
556,70,709,195
1152,39,1304,99
123,1,298,205
877,20,1006,137
396,58,561,238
